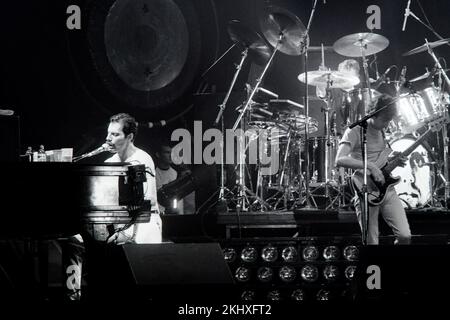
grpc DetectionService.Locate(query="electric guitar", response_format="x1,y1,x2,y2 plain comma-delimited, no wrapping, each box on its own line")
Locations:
351,116,448,206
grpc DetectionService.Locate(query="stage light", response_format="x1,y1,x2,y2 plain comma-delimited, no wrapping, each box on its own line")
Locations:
241,290,256,301
257,267,274,283
223,248,237,263
345,265,357,280
279,265,297,283
290,289,305,301
267,290,282,301
261,245,278,262
300,265,319,282
316,289,331,300
281,246,298,262
241,246,258,263
343,245,359,261
302,245,319,261
323,265,340,281
235,266,251,282
323,245,340,261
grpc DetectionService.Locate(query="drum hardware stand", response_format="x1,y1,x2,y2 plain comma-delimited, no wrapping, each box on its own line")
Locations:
271,129,297,210
230,28,290,211
213,48,249,212
233,100,273,212
424,39,450,208
295,0,319,211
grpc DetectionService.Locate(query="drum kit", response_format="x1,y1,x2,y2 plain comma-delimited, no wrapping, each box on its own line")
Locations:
215,6,450,212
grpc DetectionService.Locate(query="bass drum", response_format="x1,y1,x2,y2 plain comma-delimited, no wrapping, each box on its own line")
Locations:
390,137,435,208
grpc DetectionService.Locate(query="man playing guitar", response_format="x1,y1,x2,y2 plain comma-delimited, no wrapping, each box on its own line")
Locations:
335,94,411,245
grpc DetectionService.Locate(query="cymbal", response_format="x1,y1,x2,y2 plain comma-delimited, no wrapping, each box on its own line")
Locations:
227,20,272,65
333,33,389,57
267,99,304,113
259,6,309,56
297,70,360,89
403,38,450,56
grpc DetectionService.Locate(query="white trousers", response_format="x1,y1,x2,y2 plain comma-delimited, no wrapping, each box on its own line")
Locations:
355,189,412,245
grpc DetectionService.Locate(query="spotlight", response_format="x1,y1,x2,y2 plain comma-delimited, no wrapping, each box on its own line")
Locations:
279,266,297,283
290,289,305,301
223,248,237,263
241,246,258,263
316,289,331,300
257,267,274,283
261,245,278,262
281,246,298,262
343,245,359,261
241,290,256,301
302,246,319,261
300,265,319,282
267,290,282,301
235,266,251,282
345,265,357,280
323,245,340,261
323,265,340,281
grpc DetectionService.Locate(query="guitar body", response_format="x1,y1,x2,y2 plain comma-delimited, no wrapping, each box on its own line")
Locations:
350,149,401,206
351,168,401,206
349,118,448,206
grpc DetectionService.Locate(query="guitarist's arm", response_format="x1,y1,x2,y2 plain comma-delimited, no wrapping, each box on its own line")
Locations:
335,143,385,184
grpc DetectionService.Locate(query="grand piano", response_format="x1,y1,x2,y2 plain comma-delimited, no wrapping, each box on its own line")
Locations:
0,162,152,300
0,162,151,240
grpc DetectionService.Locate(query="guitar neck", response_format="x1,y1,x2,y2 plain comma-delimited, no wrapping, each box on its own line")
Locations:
384,128,432,173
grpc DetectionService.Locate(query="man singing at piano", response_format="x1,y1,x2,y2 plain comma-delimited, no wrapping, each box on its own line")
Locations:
104,113,162,244
63,113,162,300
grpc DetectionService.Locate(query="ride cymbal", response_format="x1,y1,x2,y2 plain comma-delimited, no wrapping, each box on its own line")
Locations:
333,32,389,57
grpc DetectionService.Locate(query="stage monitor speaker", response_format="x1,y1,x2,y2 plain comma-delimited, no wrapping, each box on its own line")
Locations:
0,115,20,162
122,242,234,286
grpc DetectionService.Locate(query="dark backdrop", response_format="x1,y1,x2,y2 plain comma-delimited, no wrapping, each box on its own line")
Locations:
1,0,449,191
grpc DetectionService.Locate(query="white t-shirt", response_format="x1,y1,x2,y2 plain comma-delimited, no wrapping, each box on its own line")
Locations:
105,148,162,244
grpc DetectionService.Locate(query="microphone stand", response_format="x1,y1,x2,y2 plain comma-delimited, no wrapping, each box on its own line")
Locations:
404,7,450,49
296,0,318,210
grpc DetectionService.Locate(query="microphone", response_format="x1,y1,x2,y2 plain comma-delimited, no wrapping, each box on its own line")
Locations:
246,83,279,99
84,143,111,158
402,0,412,32
257,87,279,99
373,65,395,88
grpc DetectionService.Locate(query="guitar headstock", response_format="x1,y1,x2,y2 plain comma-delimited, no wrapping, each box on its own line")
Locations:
428,114,450,132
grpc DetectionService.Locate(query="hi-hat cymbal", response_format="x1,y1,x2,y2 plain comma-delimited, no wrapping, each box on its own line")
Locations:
297,70,360,89
333,33,389,57
259,6,309,56
403,38,450,56
227,20,272,65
